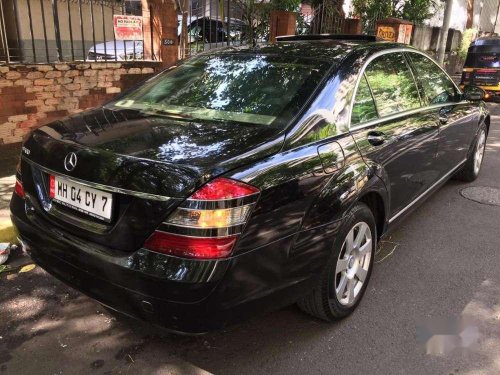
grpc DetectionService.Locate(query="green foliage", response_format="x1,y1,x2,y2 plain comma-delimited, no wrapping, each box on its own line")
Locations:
459,28,478,59
233,0,272,46
234,0,300,45
352,0,439,25
271,0,301,11
401,0,440,24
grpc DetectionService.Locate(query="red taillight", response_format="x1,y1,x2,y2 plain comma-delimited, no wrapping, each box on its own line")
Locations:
14,179,25,198
144,232,237,259
144,177,259,259
49,175,55,198
191,177,259,200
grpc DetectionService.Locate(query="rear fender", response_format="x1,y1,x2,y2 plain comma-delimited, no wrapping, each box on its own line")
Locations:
288,157,388,282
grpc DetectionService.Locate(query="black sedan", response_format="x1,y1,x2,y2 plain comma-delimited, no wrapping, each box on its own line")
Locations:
11,35,489,334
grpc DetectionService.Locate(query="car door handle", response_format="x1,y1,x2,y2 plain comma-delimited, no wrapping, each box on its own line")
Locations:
367,131,385,146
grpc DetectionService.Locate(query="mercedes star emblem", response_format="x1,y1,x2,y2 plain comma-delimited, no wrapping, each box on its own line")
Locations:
64,152,78,172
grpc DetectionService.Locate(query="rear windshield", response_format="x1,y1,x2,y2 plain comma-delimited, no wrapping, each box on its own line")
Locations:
465,53,500,68
109,54,329,127
465,45,500,68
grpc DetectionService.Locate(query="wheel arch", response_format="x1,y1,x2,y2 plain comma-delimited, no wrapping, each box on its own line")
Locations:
485,114,491,135
357,190,387,240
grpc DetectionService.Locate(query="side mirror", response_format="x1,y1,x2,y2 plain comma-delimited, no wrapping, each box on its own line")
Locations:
463,85,486,101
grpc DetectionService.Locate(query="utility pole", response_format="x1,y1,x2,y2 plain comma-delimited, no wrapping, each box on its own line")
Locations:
437,0,453,66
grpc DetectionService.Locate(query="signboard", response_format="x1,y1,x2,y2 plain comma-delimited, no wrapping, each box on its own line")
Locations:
113,15,143,41
397,24,413,44
377,26,396,42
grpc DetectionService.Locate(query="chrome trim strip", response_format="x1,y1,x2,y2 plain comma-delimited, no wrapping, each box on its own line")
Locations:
163,222,246,231
185,192,260,203
23,156,173,202
388,159,466,224
349,101,468,132
348,48,465,131
160,223,244,237
155,230,237,239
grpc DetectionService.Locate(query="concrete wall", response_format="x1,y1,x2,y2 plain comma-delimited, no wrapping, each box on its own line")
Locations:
0,61,161,145
472,0,499,32
412,25,462,52
426,0,469,31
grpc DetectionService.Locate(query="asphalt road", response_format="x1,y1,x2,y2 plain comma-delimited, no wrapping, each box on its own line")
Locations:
2,105,500,375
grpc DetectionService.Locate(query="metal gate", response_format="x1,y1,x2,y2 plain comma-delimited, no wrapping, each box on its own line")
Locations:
299,0,345,35
0,0,155,64
178,0,260,59
0,0,351,64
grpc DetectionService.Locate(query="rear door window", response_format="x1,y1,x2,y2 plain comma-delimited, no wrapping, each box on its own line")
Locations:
351,74,378,125
364,53,421,117
408,53,458,105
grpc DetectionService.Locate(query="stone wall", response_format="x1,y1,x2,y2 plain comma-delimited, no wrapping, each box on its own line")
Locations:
0,62,162,145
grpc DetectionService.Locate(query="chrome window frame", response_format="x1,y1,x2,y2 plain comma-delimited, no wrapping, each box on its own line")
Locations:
348,48,466,131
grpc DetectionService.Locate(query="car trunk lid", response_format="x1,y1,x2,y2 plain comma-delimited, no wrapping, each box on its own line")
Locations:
19,107,283,252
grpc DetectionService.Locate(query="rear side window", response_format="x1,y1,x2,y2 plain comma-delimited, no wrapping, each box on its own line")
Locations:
364,53,420,117
408,53,458,104
351,74,378,125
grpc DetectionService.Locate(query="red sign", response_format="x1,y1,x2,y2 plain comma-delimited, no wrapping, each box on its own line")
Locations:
113,15,143,41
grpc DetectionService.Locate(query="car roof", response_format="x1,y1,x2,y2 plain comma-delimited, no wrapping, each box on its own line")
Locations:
471,37,500,46
209,37,410,65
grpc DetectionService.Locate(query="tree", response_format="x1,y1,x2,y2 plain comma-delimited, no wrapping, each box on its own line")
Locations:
234,0,301,46
352,0,440,25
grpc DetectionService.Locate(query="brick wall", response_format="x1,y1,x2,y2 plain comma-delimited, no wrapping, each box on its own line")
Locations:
0,62,162,145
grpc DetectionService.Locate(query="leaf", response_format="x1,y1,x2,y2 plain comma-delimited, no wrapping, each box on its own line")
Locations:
19,264,36,273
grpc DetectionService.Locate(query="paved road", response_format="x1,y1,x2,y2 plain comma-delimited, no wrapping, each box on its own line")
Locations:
2,105,500,375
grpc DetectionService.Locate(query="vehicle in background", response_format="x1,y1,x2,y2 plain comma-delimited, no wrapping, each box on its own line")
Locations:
88,40,143,61
183,17,247,44
87,17,247,61
461,37,500,102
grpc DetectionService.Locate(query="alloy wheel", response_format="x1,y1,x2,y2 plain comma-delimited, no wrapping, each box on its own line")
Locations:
474,130,486,176
334,222,373,307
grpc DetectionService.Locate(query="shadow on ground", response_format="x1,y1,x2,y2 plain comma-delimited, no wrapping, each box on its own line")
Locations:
2,107,500,374
1,262,500,375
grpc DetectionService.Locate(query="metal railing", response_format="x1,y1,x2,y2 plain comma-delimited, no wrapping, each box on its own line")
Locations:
300,1,345,35
181,0,348,58
179,0,249,59
0,0,350,64
0,0,154,64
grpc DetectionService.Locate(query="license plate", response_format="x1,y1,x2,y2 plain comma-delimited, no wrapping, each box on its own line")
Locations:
49,175,113,221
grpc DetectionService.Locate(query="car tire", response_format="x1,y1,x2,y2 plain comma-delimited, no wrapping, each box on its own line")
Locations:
297,202,376,321
454,124,487,182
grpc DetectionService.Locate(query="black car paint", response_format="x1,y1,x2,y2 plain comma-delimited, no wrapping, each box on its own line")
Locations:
10,40,487,333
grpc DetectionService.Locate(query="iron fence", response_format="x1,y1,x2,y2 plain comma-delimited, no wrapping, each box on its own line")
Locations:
0,0,154,64
363,10,384,36
0,0,349,64
300,1,344,35
179,0,255,59
181,0,348,58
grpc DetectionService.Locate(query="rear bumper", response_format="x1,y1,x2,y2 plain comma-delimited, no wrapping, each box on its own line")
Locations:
11,193,329,333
